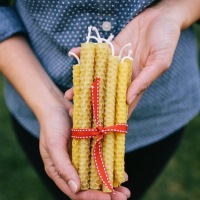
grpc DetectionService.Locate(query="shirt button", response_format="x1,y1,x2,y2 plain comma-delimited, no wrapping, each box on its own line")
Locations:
102,21,112,31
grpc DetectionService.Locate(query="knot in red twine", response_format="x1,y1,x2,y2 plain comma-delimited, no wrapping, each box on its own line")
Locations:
71,77,128,192
97,125,104,133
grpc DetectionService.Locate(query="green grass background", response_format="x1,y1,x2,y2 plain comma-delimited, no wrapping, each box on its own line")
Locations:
0,25,200,200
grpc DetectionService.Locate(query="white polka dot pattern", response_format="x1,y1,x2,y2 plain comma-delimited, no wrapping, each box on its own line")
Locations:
16,0,154,91
4,0,200,153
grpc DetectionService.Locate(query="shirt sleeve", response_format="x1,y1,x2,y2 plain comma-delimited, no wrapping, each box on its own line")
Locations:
0,6,26,42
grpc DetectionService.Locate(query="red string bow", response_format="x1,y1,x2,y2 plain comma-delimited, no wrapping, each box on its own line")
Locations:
72,77,128,191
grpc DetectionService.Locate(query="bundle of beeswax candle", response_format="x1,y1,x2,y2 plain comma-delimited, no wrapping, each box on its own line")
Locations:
90,41,108,189
71,63,81,172
70,26,133,192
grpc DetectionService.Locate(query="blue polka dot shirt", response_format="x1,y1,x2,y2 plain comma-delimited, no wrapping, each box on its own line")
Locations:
1,0,200,152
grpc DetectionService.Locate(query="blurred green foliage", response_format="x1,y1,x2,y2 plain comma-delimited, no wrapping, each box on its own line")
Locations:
0,25,200,200
143,115,200,200
0,76,53,200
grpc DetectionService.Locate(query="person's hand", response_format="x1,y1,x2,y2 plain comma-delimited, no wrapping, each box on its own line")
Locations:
111,3,183,116
29,0,200,198
39,97,130,200
70,2,185,118
64,1,195,198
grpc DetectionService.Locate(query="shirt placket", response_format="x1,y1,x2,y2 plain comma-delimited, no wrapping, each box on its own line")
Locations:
96,0,117,39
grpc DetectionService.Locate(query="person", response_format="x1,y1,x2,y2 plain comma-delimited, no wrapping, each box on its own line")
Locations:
0,0,200,199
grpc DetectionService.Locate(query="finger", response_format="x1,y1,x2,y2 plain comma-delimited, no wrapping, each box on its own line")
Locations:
64,99,73,112
43,156,77,198
64,87,74,100
127,60,170,105
115,186,131,199
112,40,122,56
111,190,128,200
62,98,73,114
128,93,143,118
47,138,81,194
124,172,128,182
69,47,81,57
74,190,111,200
69,107,74,117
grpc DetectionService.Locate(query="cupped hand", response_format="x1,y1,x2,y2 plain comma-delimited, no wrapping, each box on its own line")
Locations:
70,4,182,117
63,3,184,198
111,4,182,116
39,97,130,199
39,99,79,196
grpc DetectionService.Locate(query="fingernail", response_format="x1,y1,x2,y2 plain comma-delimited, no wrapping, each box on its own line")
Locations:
68,180,77,193
129,94,137,104
69,108,74,117
124,174,128,182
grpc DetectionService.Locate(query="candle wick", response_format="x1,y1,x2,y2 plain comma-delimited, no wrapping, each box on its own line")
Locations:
86,26,93,43
121,50,133,62
101,38,115,56
107,33,114,42
68,51,80,64
87,36,100,43
128,50,133,57
119,43,132,59
92,26,102,43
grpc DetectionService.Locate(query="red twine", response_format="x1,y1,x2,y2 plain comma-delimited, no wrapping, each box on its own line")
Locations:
71,77,128,191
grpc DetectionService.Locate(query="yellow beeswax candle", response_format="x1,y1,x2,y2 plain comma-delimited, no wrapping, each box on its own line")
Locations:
94,43,109,125
90,43,109,189
79,42,95,190
114,58,133,187
124,58,133,85
70,27,134,192
72,64,81,171
102,55,120,192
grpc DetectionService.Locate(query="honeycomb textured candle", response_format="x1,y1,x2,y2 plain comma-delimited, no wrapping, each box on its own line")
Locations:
114,60,132,187
72,64,81,171
102,56,119,192
90,43,108,189
124,58,133,85
79,42,95,190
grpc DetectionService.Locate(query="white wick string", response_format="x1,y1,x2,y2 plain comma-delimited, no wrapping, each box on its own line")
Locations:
68,51,80,64
92,26,102,43
118,43,132,59
86,36,100,43
107,33,114,42
121,50,134,62
101,38,114,56
86,26,93,43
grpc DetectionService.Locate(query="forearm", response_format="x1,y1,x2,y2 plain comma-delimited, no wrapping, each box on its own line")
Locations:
0,35,64,122
155,0,200,30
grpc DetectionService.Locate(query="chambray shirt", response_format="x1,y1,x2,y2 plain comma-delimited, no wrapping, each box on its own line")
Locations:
1,0,200,152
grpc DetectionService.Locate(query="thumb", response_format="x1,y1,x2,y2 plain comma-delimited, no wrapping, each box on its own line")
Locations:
40,134,80,194
64,87,74,101
69,47,81,57
48,139,81,193
127,58,171,105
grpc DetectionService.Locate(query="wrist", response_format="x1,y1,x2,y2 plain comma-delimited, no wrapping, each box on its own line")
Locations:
153,0,200,30
0,35,68,124
33,84,67,123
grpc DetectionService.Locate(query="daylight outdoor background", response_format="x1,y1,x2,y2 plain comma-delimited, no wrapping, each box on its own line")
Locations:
0,25,200,200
